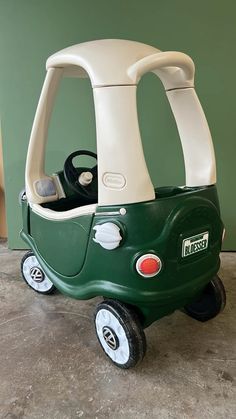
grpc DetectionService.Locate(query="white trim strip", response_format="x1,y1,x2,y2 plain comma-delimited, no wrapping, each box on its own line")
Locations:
31,203,97,221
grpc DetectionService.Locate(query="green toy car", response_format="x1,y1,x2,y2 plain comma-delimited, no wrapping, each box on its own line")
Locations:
20,40,226,368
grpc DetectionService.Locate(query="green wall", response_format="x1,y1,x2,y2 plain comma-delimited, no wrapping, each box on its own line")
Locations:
0,0,235,249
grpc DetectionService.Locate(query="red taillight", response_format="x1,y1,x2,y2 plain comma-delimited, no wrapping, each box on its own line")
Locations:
136,254,162,278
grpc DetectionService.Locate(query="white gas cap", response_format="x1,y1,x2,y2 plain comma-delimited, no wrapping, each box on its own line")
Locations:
79,171,93,186
93,222,122,250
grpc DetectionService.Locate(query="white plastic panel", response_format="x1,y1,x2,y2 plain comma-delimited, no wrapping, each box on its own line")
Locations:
166,88,216,186
31,203,97,221
93,85,155,205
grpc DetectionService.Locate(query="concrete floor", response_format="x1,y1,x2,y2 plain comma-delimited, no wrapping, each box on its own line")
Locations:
0,239,235,419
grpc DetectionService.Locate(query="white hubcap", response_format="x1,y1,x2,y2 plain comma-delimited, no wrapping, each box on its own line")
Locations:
95,308,130,365
30,267,44,282
22,255,53,292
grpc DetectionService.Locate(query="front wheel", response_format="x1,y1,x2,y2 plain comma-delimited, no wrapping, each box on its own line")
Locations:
94,300,146,369
21,251,55,295
184,275,226,322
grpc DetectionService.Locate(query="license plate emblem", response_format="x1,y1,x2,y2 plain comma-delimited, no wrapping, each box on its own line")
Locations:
182,232,209,258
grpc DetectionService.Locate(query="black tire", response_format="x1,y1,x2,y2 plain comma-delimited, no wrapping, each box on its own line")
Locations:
184,275,226,322
21,251,55,295
94,299,146,369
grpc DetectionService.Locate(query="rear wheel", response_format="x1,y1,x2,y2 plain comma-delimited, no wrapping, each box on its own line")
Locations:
184,275,226,322
94,299,146,369
21,251,55,295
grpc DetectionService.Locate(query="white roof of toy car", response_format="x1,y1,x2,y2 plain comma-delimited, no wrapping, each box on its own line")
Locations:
46,39,195,90
46,39,160,87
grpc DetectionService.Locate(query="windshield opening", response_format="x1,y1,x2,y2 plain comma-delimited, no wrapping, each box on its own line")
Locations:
45,76,97,175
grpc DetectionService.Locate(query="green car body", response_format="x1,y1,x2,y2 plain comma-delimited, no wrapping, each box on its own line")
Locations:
21,184,223,328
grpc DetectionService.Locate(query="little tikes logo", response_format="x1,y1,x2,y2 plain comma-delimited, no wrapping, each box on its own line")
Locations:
182,232,209,257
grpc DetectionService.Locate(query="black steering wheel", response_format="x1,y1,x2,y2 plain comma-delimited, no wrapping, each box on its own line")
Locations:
63,150,98,202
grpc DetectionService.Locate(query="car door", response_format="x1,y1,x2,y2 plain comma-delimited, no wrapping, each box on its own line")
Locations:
29,210,93,277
